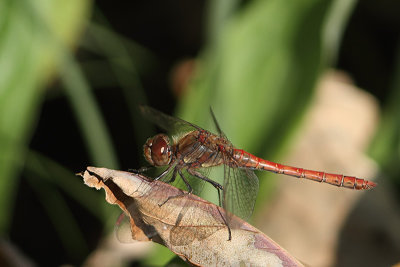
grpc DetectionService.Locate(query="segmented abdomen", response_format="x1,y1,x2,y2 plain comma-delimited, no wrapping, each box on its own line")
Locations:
232,149,376,190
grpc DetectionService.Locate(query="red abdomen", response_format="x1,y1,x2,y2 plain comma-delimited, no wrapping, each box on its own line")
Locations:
232,149,376,190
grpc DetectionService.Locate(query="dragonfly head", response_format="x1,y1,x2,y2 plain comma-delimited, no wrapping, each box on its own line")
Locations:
144,134,172,166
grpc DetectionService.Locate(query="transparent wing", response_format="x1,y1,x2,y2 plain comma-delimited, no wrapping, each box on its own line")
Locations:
169,194,227,246
139,105,202,138
209,108,259,221
209,107,227,138
223,163,259,222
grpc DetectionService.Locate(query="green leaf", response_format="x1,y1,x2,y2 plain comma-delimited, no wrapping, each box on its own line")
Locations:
0,0,91,234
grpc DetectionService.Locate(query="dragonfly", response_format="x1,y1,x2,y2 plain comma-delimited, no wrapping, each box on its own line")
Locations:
138,106,376,234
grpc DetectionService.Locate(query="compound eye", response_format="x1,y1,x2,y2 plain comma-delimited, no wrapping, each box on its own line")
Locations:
144,134,171,166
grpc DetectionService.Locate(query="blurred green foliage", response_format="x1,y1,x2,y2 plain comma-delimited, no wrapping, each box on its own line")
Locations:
0,0,96,234
2,0,399,266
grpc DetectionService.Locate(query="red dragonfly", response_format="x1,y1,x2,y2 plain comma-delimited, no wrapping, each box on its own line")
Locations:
139,106,376,225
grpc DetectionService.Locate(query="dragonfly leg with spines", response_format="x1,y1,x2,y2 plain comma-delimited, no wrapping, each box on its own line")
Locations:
158,169,192,207
165,168,178,184
187,168,224,206
187,168,231,241
216,207,232,241
178,169,193,193
128,166,154,174
153,163,175,181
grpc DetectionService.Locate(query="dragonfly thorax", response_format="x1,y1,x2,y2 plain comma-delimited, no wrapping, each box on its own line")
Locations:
143,134,172,166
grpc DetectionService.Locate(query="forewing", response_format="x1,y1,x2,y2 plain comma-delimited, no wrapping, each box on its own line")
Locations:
209,107,227,138
140,105,201,139
223,163,259,222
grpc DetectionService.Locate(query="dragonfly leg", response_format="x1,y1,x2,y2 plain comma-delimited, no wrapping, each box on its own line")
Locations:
187,170,231,240
187,169,223,190
178,169,193,193
153,163,175,181
158,169,189,207
187,169,224,205
186,168,232,240
128,166,153,174
216,207,232,241
165,168,178,184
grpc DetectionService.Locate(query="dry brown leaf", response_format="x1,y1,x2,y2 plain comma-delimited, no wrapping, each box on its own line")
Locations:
78,167,304,267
